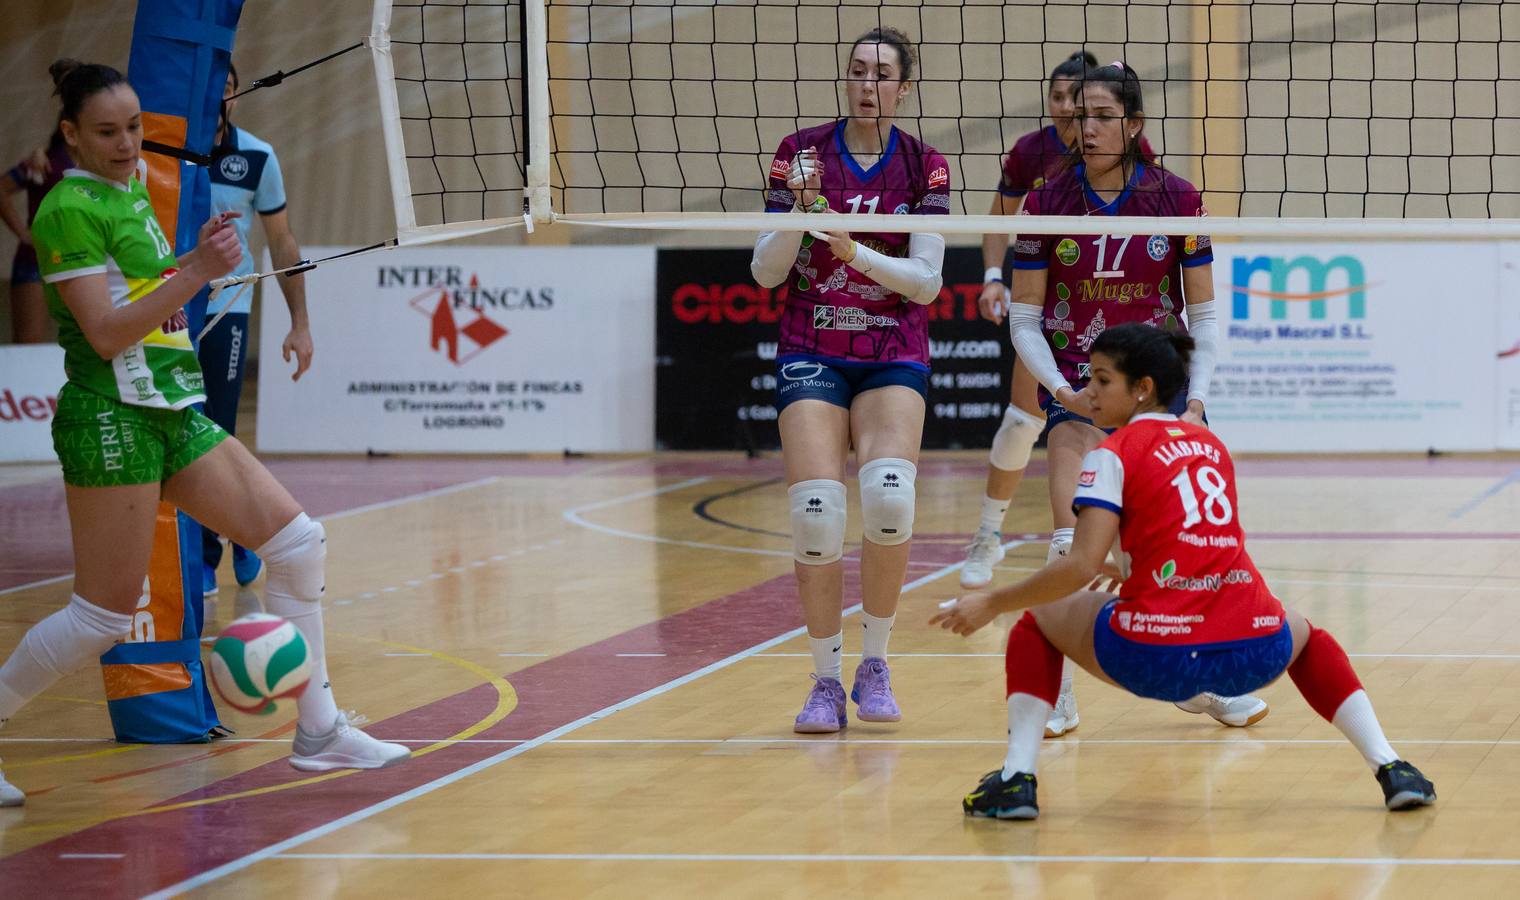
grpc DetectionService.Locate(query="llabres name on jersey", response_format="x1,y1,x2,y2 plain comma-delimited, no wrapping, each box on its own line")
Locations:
1153,439,1222,467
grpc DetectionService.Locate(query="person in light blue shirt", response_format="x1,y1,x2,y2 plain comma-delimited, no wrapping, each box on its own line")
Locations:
199,63,314,594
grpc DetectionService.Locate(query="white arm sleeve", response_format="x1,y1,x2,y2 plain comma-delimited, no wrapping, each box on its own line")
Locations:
1008,302,1070,395
751,229,804,288
1184,299,1219,404
845,232,945,305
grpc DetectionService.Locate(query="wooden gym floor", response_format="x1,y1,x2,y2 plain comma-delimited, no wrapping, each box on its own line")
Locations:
2,451,1520,897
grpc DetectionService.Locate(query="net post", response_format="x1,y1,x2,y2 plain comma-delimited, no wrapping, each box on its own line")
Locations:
522,0,553,225
368,0,418,238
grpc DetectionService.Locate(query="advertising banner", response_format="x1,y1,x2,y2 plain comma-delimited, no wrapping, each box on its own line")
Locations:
1207,242,1501,452
656,247,1010,451
1499,243,1520,450
256,246,655,453
0,344,65,463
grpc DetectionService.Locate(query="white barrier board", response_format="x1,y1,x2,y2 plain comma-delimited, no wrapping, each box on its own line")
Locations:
256,246,655,453
0,344,65,463
1207,242,1500,452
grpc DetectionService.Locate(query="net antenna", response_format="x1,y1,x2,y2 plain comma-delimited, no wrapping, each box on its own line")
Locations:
369,0,553,243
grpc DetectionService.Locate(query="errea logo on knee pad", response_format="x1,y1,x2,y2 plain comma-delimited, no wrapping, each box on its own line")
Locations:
883,472,899,486
806,497,823,512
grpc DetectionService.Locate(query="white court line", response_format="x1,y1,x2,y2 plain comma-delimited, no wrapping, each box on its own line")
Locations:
0,475,505,600
759,652,1520,660
59,853,125,860
993,563,1518,593
562,476,795,558
270,851,1520,867
146,503,988,897
9,736,1520,747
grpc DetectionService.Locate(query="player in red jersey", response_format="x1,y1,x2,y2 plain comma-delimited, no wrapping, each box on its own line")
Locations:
751,27,948,734
995,61,1261,737
934,323,1436,819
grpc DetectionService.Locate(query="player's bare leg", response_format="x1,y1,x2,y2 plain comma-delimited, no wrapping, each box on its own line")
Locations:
780,399,852,732
963,360,1043,589
849,385,925,722
0,482,158,808
165,438,409,770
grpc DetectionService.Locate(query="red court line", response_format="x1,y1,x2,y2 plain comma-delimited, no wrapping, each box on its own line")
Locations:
0,556,910,896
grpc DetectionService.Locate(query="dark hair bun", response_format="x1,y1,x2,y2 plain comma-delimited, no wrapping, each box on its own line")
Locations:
49,58,82,90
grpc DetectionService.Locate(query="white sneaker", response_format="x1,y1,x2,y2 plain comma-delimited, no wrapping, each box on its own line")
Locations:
1044,689,1079,738
0,762,24,807
1175,692,1269,727
289,711,412,772
960,528,1006,589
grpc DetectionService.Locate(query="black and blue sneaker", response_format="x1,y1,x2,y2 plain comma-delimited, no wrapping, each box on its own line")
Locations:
1376,760,1436,811
963,769,1038,820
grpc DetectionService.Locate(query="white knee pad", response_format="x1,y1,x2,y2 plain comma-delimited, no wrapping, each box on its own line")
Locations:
858,458,916,546
258,513,327,608
789,480,846,565
989,404,1044,471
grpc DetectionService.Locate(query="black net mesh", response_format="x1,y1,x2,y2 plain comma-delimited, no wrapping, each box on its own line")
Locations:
389,0,527,228
389,1,1520,223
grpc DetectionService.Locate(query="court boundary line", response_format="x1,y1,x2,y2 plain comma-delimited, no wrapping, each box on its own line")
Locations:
142,538,1001,898
8,736,1520,747
267,851,1520,867
0,475,506,599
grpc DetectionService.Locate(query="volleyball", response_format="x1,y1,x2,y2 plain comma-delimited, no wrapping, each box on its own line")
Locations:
209,613,312,715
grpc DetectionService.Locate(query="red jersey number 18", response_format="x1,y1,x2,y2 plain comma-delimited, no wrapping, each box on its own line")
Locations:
1170,465,1234,529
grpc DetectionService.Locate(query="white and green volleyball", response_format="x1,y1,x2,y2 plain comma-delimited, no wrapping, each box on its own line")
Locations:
209,613,312,715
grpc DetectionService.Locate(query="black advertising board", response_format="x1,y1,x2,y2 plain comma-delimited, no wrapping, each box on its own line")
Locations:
656,247,1010,451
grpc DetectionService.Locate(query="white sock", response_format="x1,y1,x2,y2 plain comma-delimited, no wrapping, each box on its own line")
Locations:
808,631,843,682
1002,692,1051,778
0,594,132,723
1330,690,1399,770
978,496,1009,534
860,612,895,660
1059,658,1074,695
1047,528,1074,564
258,515,341,733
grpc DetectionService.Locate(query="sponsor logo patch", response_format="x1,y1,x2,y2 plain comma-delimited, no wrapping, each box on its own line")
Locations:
1147,235,1169,260
1055,238,1080,266
928,167,948,189
770,157,791,180
1078,469,1097,487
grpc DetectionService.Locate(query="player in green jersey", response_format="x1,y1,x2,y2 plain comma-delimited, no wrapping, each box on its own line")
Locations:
0,62,408,807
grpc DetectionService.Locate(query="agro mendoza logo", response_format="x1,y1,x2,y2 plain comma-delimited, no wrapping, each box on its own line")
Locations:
1228,255,1375,344
381,264,553,367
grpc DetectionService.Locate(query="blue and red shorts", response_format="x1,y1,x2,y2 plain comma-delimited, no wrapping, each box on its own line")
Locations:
1093,599,1293,702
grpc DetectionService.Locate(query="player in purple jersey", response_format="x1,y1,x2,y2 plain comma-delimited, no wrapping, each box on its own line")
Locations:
1,60,77,344
750,27,948,734
965,51,1160,595
960,51,1094,594
1002,61,1263,736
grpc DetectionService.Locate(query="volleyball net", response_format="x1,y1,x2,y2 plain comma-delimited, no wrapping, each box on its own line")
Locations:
368,0,1520,241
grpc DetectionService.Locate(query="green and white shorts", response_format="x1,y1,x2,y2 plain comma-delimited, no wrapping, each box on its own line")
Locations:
52,383,229,487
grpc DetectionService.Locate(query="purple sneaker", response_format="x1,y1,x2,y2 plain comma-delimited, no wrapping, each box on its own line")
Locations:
852,657,902,722
793,676,847,733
